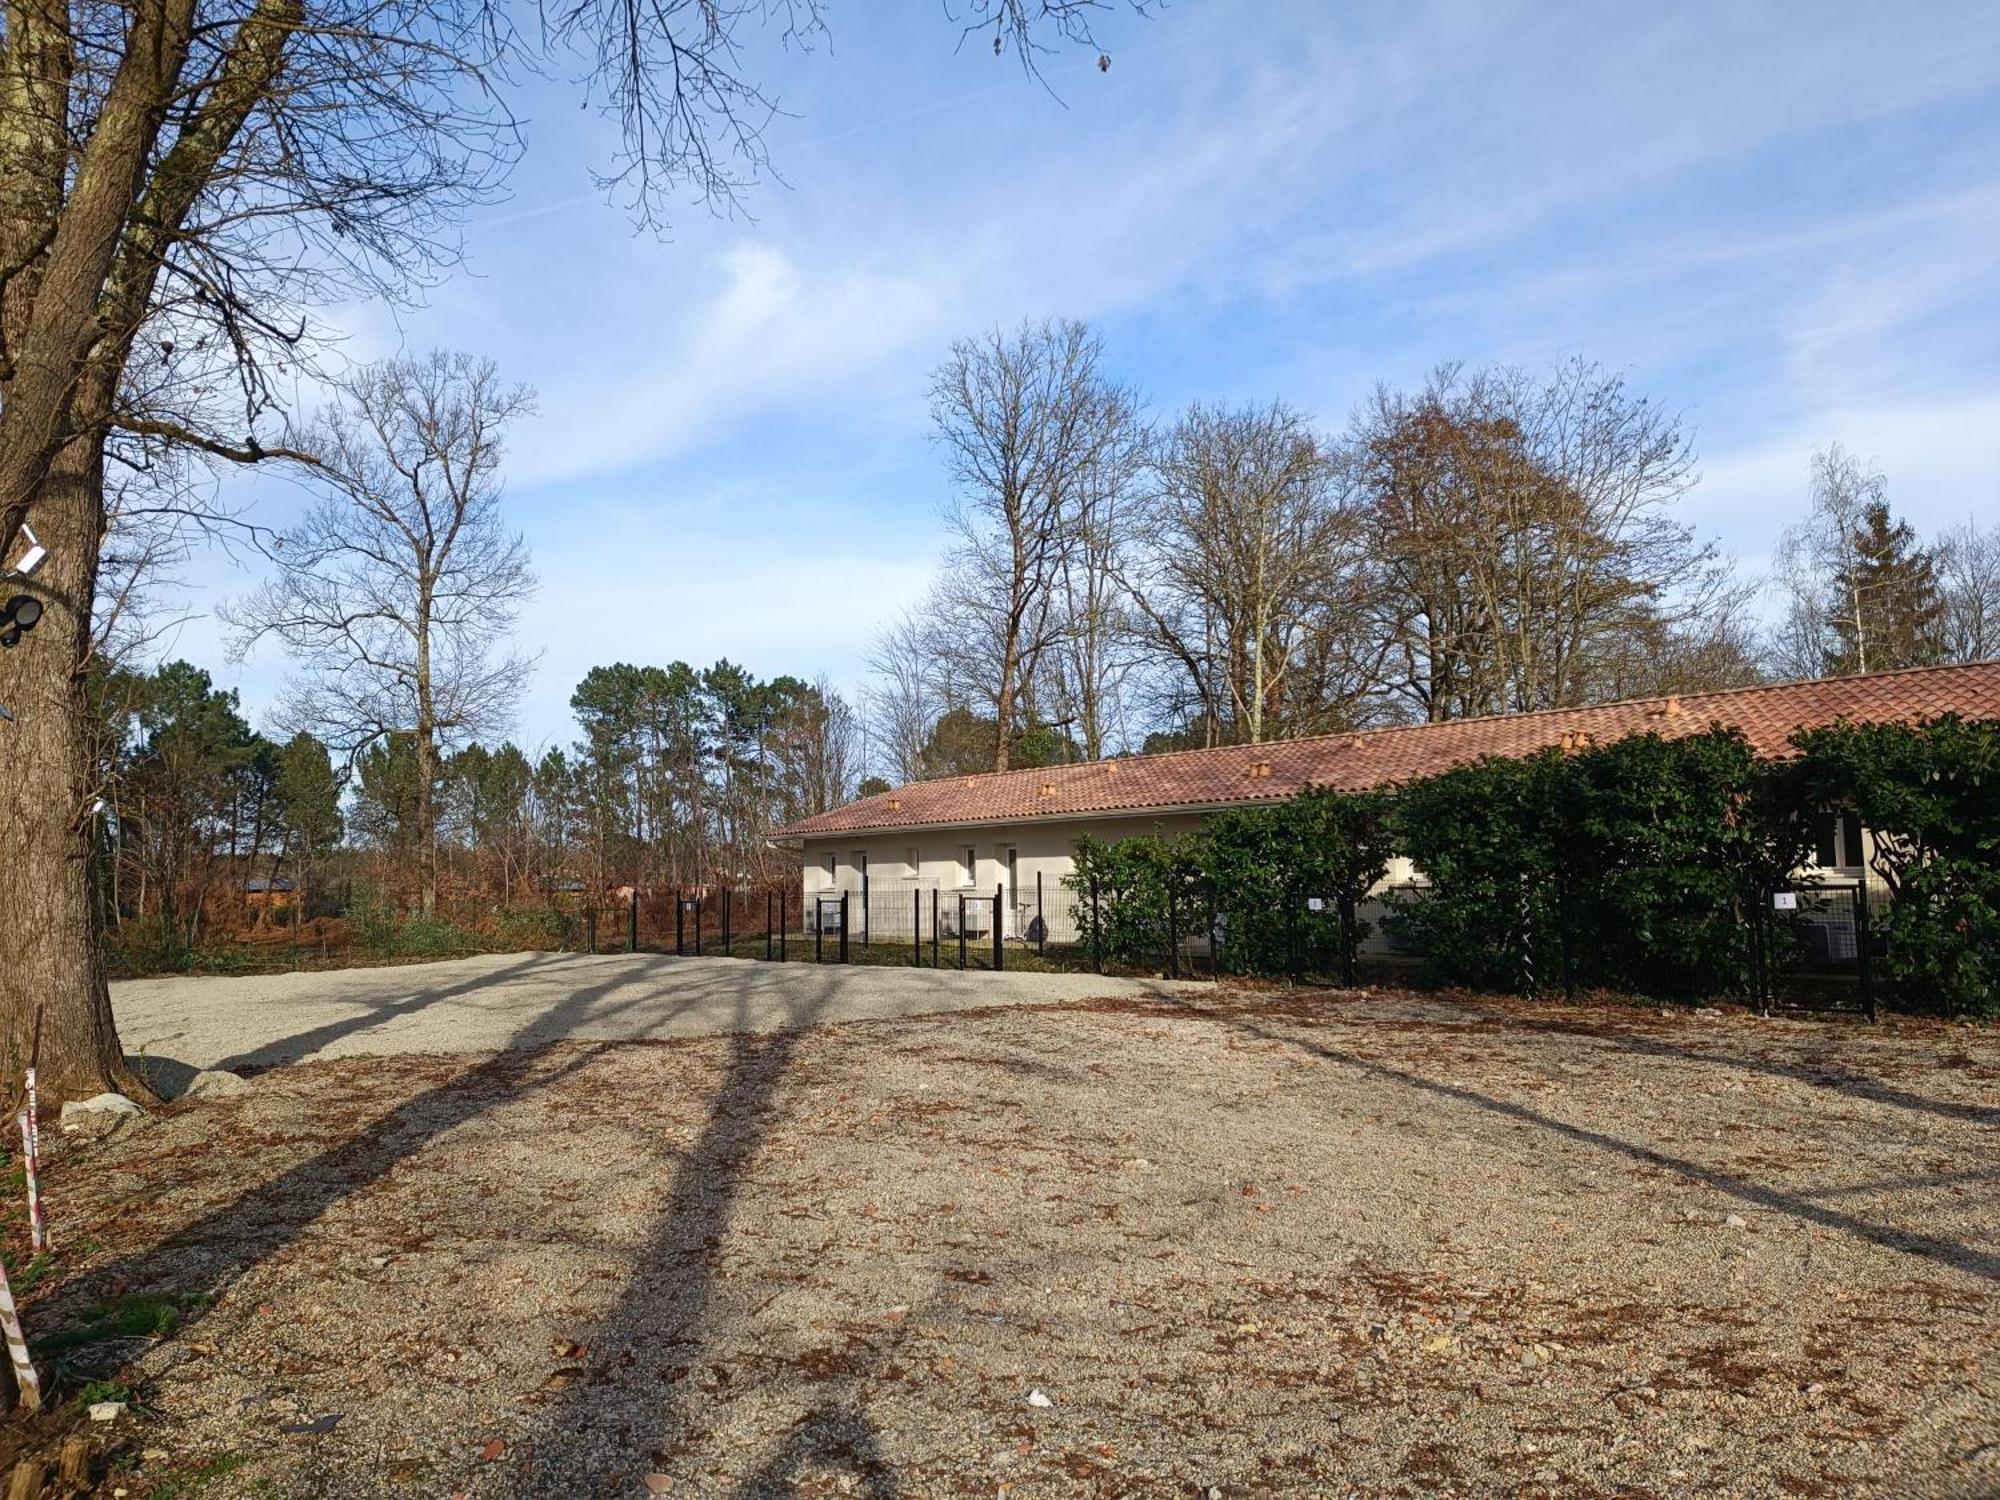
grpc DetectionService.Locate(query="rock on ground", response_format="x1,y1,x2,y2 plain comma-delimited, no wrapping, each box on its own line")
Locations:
184,1069,252,1100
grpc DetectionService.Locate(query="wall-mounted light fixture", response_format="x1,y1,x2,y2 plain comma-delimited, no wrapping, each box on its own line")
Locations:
6,524,46,579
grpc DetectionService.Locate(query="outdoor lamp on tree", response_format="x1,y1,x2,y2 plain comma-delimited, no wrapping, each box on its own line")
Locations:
0,598,42,650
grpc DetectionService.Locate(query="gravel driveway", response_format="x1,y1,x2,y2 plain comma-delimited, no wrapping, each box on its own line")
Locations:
37,988,1999,1498
111,951,1194,1084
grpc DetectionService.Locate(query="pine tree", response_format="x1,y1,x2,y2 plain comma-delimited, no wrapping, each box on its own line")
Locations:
1828,501,1945,674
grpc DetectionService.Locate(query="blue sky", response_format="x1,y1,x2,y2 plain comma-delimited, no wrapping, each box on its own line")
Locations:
187,0,2000,753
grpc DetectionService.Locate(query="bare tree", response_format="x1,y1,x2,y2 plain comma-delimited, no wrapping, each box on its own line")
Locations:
931,319,1140,770
0,0,1145,1118
867,607,945,785
1771,445,1945,678
1936,516,2000,664
1771,445,1887,679
1122,401,1376,745
226,352,535,916
1044,408,1146,759
789,675,860,818
1354,361,1715,720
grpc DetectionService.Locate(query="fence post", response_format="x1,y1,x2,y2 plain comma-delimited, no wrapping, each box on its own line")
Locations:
780,890,788,962
931,887,940,968
1166,882,1179,979
722,888,732,956
1855,878,1876,1023
814,899,823,964
628,889,639,953
1556,876,1575,999
1209,885,1220,981
958,893,968,971
675,887,684,956
913,888,921,967
839,891,850,964
1339,895,1356,988
994,883,1004,972
1036,871,1046,958
1286,885,1300,982
766,890,774,962
1517,871,1536,999
1751,888,1769,1017
1090,873,1102,974
586,908,596,955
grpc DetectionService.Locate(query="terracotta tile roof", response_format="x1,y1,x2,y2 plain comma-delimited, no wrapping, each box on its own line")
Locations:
772,661,2000,839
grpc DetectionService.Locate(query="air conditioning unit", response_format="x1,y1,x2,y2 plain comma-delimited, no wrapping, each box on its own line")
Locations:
941,901,992,938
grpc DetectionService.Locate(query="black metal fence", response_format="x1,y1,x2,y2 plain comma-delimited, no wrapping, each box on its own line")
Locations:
575,881,1086,972
569,872,1877,1015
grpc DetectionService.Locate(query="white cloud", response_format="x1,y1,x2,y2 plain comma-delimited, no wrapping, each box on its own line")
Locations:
1694,391,2000,564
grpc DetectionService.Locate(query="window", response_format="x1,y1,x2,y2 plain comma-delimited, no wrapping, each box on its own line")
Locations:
825,852,837,882
959,845,977,886
1813,811,1863,869
904,845,921,879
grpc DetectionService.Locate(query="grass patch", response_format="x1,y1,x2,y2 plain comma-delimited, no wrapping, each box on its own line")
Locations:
152,1453,251,1497
34,1291,206,1357
0,1247,57,1296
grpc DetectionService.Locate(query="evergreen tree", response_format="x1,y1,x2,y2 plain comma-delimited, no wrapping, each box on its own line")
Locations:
1828,501,1945,674
273,733,345,919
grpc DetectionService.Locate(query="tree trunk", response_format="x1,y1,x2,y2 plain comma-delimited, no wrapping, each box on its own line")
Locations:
0,437,153,1107
415,725,437,917
415,584,437,917
993,629,1020,773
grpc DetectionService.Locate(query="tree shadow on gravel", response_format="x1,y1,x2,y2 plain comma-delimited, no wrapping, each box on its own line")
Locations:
1499,1014,2000,1129
1218,1011,2000,1284
729,1407,897,1500
501,985,865,1495
209,952,569,1074
119,952,566,1092
53,959,753,1337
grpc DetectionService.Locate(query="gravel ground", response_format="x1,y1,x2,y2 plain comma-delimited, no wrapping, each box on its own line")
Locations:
110,951,1198,1084
28,986,2000,1498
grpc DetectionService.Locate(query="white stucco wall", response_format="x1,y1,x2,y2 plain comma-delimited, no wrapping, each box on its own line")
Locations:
797,811,1212,935
789,805,1881,956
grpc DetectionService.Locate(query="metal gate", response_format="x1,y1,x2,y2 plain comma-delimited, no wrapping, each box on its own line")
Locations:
1753,880,1875,1020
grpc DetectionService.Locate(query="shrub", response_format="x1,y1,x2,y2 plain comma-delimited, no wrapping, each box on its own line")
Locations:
1386,730,1815,1001
1794,715,2000,1018
481,902,576,951
1206,787,1393,978
1066,831,1204,972
1386,750,1568,992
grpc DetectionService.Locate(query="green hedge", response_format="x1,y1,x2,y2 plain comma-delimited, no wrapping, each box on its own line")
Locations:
1061,717,2000,1017
1066,830,1204,972
1386,729,1816,1001
1794,715,2000,1018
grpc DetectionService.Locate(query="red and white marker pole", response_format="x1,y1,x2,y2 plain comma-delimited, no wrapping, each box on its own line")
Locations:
22,1006,46,1251
0,1246,40,1412
17,1114,44,1255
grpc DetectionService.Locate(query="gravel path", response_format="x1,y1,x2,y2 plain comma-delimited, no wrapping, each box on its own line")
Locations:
110,951,1196,1085
32,988,2000,1498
